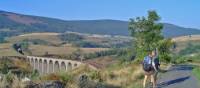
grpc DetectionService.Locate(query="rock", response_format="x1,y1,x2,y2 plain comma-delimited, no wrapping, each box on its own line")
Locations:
25,81,65,88
22,77,31,83
24,81,41,88
42,81,65,88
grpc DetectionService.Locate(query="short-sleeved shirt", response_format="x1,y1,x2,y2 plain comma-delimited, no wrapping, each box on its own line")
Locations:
153,56,160,70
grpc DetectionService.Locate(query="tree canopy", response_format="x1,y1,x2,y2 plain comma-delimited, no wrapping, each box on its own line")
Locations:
129,11,173,62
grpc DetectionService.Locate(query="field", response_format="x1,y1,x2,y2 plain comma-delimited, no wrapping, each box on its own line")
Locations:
0,43,109,57
7,33,62,45
29,44,109,56
0,43,22,56
172,35,200,53
172,35,200,42
1,33,113,57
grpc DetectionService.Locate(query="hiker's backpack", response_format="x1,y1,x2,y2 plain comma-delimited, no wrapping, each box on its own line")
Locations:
142,56,152,72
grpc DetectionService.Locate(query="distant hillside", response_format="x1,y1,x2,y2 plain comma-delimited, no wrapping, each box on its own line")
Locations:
172,35,200,42
0,10,200,38
163,23,200,38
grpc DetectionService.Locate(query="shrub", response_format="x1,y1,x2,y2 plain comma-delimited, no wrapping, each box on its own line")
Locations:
0,59,11,74
88,71,102,82
5,72,15,84
30,70,39,80
159,53,172,63
59,72,73,83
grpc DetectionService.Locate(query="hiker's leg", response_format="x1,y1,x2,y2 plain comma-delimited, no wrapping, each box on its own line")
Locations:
143,75,148,88
151,75,156,88
154,72,158,83
151,75,153,83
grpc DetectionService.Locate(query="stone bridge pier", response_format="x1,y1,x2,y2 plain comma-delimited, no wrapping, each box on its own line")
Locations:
27,56,82,74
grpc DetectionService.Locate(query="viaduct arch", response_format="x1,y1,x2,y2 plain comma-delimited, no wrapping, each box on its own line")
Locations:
27,56,82,74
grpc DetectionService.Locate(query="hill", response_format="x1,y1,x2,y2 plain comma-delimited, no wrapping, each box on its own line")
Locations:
0,10,200,38
172,34,200,42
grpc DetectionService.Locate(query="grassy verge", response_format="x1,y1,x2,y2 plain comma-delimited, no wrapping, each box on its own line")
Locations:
192,66,200,83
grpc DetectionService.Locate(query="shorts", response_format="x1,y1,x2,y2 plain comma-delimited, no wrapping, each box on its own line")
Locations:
144,70,154,76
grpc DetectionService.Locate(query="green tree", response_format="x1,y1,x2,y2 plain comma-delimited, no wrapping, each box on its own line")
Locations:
158,39,174,62
129,10,172,62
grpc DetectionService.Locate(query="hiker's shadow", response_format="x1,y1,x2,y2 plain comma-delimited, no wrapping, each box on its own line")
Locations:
157,76,190,88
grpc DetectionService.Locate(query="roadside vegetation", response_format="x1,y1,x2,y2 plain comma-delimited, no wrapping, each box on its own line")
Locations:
0,57,34,88
192,66,200,83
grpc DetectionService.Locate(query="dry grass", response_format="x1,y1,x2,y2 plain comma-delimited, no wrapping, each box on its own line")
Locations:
0,43,21,56
0,42,109,57
7,33,62,45
0,74,26,88
170,35,200,53
172,35,200,42
2,32,110,57
37,62,145,88
84,56,118,69
104,62,144,87
13,59,32,73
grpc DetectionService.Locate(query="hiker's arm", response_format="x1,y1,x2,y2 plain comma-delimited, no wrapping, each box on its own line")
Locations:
152,62,158,72
156,48,160,66
156,48,159,57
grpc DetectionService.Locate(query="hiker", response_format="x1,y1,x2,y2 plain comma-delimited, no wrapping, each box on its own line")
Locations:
142,50,157,88
151,49,160,85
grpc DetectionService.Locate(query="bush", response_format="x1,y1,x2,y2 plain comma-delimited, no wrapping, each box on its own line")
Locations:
174,56,187,64
0,59,11,74
173,54,200,64
159,53,172,63
179,43,200,55
5,72,15,84
88,71,102,82
59,72,73,83
30,70,39,80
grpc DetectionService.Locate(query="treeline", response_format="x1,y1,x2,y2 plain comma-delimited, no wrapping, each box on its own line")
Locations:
55,48,128,60
0,31,16,43
73,41,108,48
58,33,83,43
83,49,127,59
58,33,131,48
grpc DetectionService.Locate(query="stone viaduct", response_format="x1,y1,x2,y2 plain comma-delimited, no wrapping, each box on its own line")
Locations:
27,56,83,74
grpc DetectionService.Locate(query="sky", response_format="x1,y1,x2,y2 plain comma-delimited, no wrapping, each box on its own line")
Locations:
0,0,200,29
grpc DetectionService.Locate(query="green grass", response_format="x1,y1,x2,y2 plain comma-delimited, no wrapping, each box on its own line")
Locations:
192,66,200,82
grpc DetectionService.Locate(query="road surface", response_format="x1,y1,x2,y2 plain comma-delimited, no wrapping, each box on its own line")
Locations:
157,65,199,88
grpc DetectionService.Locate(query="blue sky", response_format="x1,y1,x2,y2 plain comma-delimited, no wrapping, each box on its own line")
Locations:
0,0,200,29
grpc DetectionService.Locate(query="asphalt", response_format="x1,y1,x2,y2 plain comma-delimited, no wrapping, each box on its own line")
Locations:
157,65,200,88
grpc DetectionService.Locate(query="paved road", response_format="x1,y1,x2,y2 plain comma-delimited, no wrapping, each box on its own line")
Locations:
157,65,199,88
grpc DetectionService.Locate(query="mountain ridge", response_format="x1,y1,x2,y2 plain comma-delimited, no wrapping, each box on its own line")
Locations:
0,10,200,38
